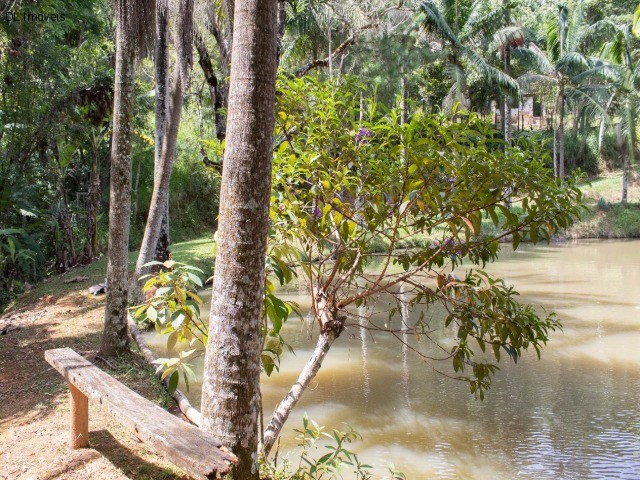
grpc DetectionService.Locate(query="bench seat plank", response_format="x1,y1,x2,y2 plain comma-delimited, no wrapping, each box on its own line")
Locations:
45,347,236,480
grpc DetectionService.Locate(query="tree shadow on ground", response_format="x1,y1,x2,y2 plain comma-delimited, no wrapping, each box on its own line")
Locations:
89,430,188,480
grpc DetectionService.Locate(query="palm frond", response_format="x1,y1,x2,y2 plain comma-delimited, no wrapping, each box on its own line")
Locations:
577,18,619,46
557,51,590,75
516,73,557,94
619,98,638,146
600,31,626,65
564,86,609,124
489,26,527,52
512,44,555,75
420,1,462,49
464,49,520,98
565,85,610,124
546,17,560,63
571,62,622,85
460,1,505,45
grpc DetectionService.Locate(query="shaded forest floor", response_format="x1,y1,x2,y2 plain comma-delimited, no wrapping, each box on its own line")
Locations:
0,282,189,479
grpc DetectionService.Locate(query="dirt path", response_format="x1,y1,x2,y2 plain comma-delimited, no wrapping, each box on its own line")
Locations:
0,288,188,480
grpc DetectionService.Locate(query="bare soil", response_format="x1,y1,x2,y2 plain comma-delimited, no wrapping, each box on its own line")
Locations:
0,288,189,480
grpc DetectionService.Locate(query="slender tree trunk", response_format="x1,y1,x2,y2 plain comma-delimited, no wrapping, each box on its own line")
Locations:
262,327,339,457
85,139,100,261
132,71,183,302
131,153,142,226
578,114,586,162
57,183,75,270
200,1,279,478
154,0,171,261
400,70,407,126
622,101,635,205
195,32,227,141
101,8,135,356
558,89,565,179
553,126,558,177
155,202,170,262
503,0,511,145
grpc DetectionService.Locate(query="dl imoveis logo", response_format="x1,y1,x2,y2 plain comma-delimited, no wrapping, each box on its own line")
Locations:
4,11,66,22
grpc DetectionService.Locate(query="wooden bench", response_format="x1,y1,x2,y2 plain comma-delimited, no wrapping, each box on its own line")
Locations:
44,348,237,480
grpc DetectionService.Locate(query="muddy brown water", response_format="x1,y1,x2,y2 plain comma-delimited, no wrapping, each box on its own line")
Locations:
144,240,640,479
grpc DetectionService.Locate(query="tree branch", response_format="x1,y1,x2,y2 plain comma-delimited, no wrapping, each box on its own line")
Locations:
294,23,377,77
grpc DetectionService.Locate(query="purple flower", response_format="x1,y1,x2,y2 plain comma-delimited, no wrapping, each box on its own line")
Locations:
313,207,322,218
356,127,373,144
447,176,456,184
445,237,455,246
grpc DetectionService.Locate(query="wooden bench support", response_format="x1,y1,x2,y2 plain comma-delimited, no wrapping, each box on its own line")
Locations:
45,347,236,479
69,382,89,448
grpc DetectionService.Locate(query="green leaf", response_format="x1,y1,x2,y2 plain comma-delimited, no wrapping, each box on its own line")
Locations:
167,370,179,395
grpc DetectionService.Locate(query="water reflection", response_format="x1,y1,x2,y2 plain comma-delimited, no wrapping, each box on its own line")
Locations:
145,240,640,479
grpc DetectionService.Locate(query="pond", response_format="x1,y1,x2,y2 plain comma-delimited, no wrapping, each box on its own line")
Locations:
144,240,640,479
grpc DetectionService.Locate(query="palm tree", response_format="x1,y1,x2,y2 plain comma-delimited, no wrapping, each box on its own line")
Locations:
101,0,154,356
420,0,520,116
513,2,596,179
579,16,640,203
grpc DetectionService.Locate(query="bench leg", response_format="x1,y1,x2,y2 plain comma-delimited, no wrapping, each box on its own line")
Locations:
69,382,89,448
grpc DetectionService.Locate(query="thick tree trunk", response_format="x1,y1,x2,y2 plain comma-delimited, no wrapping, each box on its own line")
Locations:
101,10,135,356
262,328,339,457
199,1,279,478
132,71,183,302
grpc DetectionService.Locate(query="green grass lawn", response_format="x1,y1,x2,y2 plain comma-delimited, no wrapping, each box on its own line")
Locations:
579,165,640,204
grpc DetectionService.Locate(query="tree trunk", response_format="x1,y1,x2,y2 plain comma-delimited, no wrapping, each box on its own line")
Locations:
622,101,635,205
195,32,227,141
557,88,565,179
400,73,407,126
262,327,339,457
132,71,183,303
85,139,100,261
199,1,279,478
101,6,135,356
155,200,171,262
502,0,511,145
154,0,170,260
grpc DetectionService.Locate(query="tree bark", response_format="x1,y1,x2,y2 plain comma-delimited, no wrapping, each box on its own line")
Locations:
262,328,339,457
199,1,279,477
558,89,565,179
132,71,183,303
195,32,227,141
622,100,635,205
502,0,511,145
85,137,101,261
154,0,171,260
101,5,135,356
